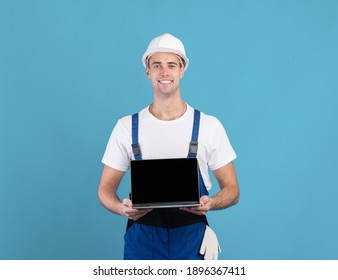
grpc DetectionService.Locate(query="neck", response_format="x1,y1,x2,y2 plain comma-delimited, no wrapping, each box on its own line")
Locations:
149,99,186,121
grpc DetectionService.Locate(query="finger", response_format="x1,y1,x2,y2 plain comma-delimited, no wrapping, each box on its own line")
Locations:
128,208,152,220
180,207,206,215
135,210,151,220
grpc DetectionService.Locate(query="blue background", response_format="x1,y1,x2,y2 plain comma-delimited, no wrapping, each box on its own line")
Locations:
1,0,337,260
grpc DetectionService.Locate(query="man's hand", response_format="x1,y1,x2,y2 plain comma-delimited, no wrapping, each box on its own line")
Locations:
122,198,152,220
180,195,212,215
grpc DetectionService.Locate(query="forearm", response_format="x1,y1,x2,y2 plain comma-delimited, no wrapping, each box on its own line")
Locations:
209,162,240,210
210,183,240,210
98,186,125,216
97,166,128,216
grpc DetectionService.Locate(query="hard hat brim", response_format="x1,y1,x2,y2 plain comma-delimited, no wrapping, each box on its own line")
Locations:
142,48,189,71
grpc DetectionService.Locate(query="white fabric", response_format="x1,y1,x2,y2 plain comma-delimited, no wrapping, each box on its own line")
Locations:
102,104,236,191
199,225,221,260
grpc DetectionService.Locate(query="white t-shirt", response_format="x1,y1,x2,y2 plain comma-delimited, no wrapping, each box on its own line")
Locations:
102,104,237,191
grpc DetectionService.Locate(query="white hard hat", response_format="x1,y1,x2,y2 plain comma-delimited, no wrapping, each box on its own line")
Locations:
142,33,189,71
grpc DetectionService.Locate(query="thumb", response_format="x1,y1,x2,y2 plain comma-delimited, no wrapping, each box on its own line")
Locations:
200,195,209,205
122,198,133,207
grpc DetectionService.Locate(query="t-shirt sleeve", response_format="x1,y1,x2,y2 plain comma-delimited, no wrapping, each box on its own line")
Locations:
207,118,237,171
101,119,131,172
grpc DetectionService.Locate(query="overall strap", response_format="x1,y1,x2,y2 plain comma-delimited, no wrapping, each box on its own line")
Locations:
188,109,200,158
131,113,142,160
188,109,209,196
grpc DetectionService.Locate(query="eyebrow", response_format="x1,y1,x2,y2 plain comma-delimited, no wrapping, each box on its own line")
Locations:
151,61,179,66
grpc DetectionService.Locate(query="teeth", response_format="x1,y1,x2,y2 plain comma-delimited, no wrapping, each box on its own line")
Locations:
159,80,172,84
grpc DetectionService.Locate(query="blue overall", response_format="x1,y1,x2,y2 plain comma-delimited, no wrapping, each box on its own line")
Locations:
124,109,209,260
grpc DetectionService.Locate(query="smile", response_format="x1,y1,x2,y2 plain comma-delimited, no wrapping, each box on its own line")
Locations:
158,80,173,84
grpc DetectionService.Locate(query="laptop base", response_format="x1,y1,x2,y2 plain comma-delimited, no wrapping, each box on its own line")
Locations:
132,201,201,209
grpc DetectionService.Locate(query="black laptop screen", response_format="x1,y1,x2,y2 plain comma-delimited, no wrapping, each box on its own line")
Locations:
130,157,200,208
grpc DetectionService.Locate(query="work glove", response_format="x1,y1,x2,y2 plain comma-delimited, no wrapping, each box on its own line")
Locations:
199,225,221,260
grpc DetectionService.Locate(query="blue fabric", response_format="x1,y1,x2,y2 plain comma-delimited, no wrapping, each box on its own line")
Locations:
124,222,206,260
188,109,209,196
188,109,200,158
199,172,209,196
131,113,142,160
191,109,200,143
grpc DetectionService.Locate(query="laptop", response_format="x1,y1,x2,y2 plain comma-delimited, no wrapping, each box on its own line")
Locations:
130,157,201,209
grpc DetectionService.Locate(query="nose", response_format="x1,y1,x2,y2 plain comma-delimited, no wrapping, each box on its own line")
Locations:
159,65,169,76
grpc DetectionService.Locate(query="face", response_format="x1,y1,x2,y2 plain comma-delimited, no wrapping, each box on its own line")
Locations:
146,52,185,96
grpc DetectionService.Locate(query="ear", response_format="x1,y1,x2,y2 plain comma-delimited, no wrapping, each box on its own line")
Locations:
179,66,185,79
146,68,151,79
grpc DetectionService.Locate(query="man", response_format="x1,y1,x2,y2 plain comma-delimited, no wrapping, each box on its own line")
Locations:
98,33,239,260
